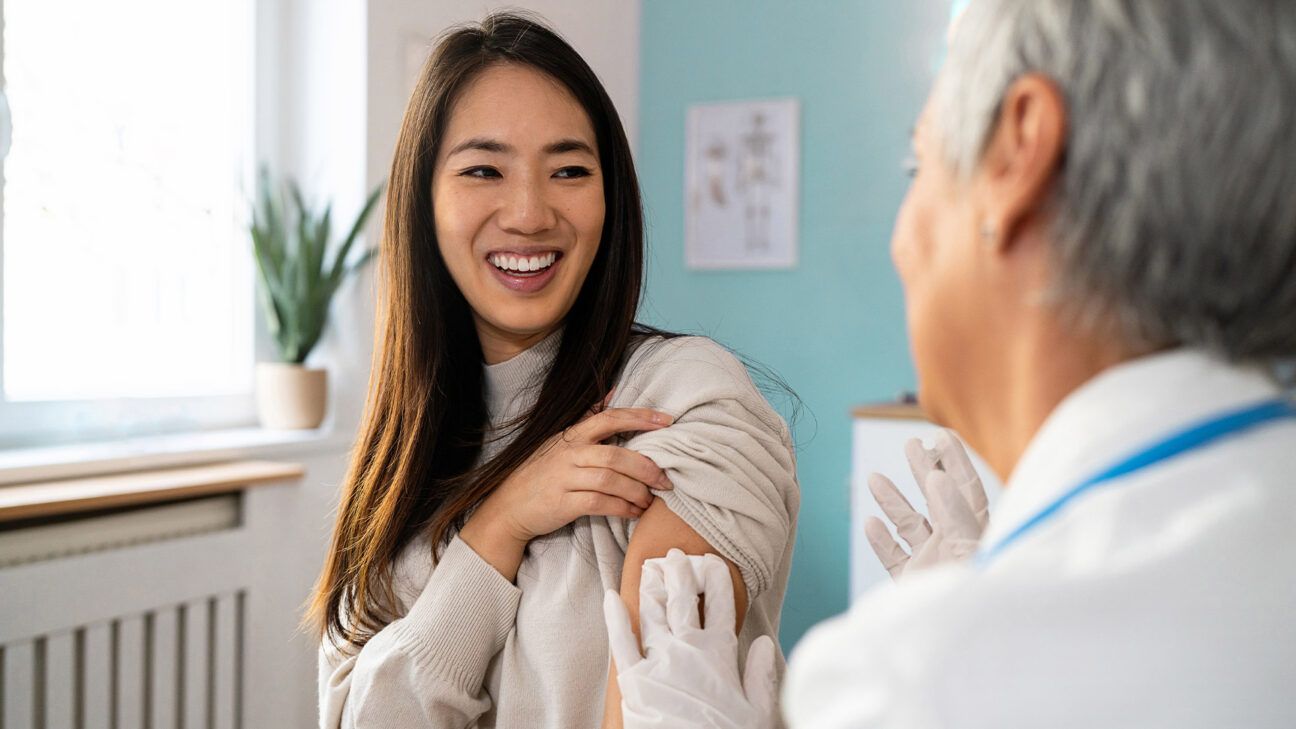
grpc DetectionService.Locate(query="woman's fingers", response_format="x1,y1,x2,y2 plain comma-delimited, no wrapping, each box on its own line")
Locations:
570,407,674,443
573,445,674,491
488,403,673,541
572,468,655,509
563,491,645,520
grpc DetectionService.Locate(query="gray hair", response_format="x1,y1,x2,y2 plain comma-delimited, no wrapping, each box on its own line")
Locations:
933,0,1296,361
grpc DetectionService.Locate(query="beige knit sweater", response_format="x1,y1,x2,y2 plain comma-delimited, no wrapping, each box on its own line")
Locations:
318,332,800,728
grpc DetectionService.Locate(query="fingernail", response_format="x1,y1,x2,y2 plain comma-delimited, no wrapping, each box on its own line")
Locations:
656,475,674,491
654,413,675,425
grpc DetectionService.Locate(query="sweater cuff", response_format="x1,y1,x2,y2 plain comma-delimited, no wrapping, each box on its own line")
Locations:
387,535,522,692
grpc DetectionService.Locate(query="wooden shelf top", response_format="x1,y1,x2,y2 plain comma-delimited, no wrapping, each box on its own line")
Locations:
851,402,928,421
0,460,305,523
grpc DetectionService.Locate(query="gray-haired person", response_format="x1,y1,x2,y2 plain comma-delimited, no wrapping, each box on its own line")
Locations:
601,1,1296,727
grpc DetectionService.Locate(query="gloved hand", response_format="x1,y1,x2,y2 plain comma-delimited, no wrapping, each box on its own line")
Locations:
864,428,990,578
603,549,779,729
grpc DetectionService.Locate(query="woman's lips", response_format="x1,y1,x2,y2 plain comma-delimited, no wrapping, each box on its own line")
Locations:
486,254,562,293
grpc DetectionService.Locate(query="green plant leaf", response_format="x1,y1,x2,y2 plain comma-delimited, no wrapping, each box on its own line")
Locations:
250,172,386,363
251,233,283,336
252,236,284,315
316,203,333,277
290,185,314,334
270,182,288,267
253,168,286,286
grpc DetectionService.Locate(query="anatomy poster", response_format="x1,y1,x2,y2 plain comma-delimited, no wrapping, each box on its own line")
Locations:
685,98,799,269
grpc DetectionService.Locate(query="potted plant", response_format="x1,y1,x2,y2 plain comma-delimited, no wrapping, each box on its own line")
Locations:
249,170,384,429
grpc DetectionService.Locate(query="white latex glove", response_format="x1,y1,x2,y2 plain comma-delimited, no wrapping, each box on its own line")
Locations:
603,549,778,729
864,428,990,578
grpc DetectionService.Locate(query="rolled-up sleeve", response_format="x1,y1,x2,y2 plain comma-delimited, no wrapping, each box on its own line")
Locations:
618,337,799,598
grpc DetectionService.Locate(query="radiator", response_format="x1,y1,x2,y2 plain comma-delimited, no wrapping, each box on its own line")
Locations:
1,592,244,729
1,499,254,728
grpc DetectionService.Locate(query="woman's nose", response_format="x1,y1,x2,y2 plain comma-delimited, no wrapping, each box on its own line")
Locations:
497,175,558,235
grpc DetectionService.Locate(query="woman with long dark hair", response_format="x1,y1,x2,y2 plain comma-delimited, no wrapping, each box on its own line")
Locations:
308,12,799,728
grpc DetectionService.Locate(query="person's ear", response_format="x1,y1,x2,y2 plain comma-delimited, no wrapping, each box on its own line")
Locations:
975,74,1067,250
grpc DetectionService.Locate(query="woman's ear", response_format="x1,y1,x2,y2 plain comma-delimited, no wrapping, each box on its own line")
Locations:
975,74,1068,250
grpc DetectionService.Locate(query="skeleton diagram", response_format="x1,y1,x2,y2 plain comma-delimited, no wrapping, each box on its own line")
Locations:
733,112,779,252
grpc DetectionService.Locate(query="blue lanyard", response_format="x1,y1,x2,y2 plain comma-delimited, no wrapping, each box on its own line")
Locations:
975,397,1296,568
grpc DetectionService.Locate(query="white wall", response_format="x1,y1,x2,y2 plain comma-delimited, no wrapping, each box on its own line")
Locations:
247,2,642,725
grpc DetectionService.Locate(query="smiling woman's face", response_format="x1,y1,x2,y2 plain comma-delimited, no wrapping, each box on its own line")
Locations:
432,63,605,362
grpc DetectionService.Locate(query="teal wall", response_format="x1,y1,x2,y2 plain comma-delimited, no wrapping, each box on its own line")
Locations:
637,1,951,649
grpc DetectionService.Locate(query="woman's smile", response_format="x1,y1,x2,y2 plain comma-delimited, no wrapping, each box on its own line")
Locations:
486,249,566,293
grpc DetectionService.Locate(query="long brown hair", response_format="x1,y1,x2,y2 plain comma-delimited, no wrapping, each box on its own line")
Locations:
307,12,664,652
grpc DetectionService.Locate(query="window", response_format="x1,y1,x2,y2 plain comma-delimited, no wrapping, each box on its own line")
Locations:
0,0,258,448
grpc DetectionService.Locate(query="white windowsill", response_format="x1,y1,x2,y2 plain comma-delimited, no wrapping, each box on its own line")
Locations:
0,425,355,486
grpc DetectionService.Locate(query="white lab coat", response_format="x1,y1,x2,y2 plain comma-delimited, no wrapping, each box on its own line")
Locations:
784,349,1296,728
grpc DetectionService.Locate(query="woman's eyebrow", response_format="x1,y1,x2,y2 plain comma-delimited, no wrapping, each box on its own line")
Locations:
447,137,511,157
544,138,595,155
445,137,595,157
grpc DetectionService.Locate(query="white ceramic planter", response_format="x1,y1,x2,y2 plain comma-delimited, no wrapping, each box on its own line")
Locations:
256,363,328,429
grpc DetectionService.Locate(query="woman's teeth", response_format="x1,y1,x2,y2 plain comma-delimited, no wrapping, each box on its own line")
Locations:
490,252,558,274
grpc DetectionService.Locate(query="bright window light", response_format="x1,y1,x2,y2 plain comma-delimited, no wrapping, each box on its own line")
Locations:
2,0,254,403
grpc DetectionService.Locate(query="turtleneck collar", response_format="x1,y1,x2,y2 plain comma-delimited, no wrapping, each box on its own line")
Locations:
483,328,564,423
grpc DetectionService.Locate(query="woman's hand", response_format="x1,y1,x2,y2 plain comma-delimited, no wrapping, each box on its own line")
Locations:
461,407,675,580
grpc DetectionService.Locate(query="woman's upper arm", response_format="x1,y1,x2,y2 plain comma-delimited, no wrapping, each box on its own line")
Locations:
600,336,798,728
601,499,749,729
617,498,748,631
617,337,798,600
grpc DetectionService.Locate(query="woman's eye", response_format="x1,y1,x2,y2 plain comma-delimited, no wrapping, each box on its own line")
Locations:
460,166,501,179
902,156,919,179
554,166,593,180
